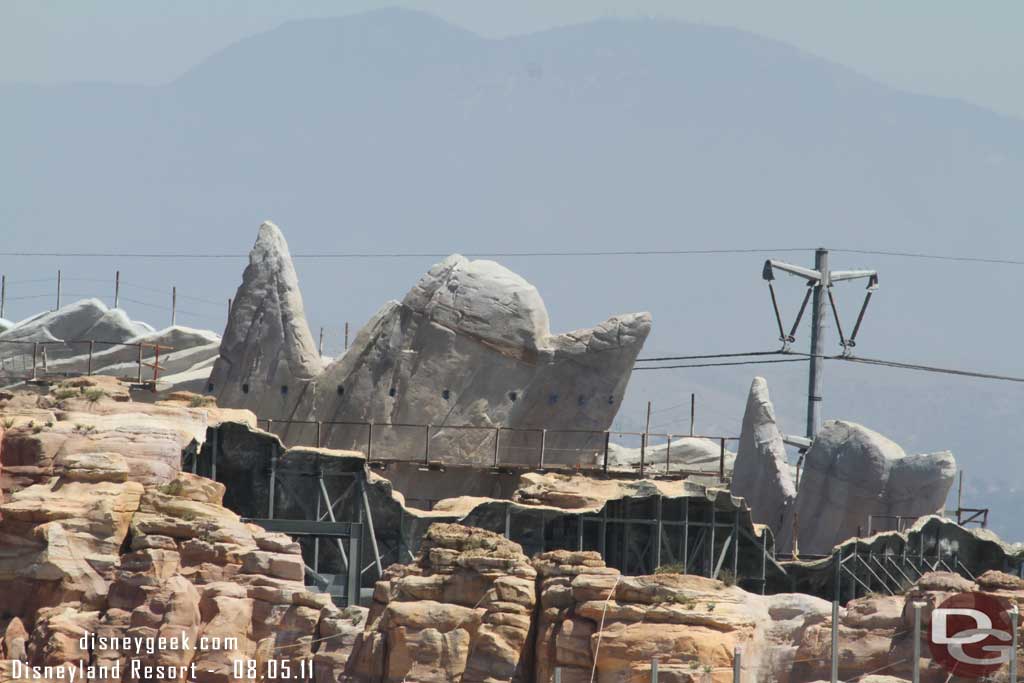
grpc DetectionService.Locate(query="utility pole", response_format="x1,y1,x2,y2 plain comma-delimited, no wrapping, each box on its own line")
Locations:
171,286,177,326
807,248,828,438
114,271,120,308
1,275,5,319
763,249,878,440
56,270,62,310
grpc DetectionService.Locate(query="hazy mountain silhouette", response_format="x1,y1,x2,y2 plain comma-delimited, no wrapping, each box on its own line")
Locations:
3,8,1023,538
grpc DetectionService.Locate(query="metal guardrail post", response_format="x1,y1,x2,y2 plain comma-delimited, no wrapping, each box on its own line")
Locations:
733,646,742,683
651,657,659,683
912,601,923,683
316,421,323,448
136,344,143,383
709,506,716,578
603,431,610,474
210,428,218,482
539,428,547,469
830,600,839,683
639,431,646,477
1011,605,1019,683
719,437,726,481
87,340,94,376
423,424,431,467
366,422,373,462
359,477,383,576
268,449,277,519
690,392,695,436
346,522,361,608
493,427,501,467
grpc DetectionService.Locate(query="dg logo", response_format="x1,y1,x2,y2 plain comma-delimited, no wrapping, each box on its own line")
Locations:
929,592,1018,678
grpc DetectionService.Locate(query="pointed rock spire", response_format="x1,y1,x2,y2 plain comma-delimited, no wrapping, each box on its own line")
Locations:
730,377,796,534
207,221,322,415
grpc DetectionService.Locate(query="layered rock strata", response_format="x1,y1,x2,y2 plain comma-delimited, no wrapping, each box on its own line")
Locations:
345,523,537,683
0,379,362,683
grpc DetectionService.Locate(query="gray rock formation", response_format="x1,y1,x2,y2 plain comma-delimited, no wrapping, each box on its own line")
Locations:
43,325,220,385
207,221,324,416
731,377,796,535
0,299,221,392
208,225,652,466
606,437,735,476
300,254,651,465
777,420,957,555
0,298,152,350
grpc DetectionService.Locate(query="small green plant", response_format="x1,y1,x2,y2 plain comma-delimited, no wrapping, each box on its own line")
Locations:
1,417,14,429
31,422,43,434
73,423,96,434
188,395,215,408
671,594,696,609
53,388,78,400
654,563,687,575
84,388,106,404
718,569,737,587
706,602,716,612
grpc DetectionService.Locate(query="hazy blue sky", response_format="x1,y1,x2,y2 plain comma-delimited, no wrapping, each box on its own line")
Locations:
3,1,1023,119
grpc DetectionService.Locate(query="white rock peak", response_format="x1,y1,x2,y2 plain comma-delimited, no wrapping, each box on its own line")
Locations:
207,221,323,416
731,377,796,535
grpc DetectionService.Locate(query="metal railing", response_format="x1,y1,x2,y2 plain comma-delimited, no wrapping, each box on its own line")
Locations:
256,417,734,479
0,339,173,384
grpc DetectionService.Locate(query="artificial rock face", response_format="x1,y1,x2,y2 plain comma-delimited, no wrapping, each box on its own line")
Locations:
730,377,796,535
304,254,651,464
0,298,222,394
778,420,957,556
0,380,363,682
212,224,652,467
207,221,324,417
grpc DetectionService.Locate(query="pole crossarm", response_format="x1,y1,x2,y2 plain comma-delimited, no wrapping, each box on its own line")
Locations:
830,269,878,284
763,259,822,283
762,250,880,438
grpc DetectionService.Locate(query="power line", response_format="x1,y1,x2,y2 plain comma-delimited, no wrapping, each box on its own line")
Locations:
0,247,814,259
827,354,1024,384
5,276,58,284
636,349,784,363
120,280,223,307
832,248,1024,267
633,358,807,371
4,246,1024,265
